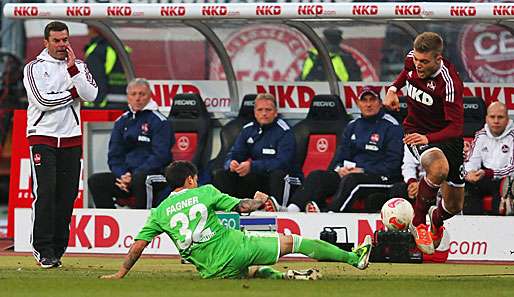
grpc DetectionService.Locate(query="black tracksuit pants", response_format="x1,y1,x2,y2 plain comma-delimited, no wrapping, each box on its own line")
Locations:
212,169,287,203
29,144,81,261
88,171,150,209
289,170,393,212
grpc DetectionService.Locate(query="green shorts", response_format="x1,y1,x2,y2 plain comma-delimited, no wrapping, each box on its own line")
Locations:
216,230,280,279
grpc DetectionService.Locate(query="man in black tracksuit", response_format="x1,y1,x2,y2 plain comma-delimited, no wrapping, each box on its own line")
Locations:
23,22,98,268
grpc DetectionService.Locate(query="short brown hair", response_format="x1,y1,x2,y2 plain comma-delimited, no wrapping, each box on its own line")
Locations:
44,21,69,40
413,32,443,56
255,93,277,109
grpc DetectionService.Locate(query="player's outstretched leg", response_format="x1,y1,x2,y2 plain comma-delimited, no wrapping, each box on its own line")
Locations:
428,205,445,249
411,150,448,255
410,177,438,255
291,234,372,270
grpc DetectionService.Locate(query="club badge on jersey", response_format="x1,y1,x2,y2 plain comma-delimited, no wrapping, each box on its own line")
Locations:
141,123,150,135
33,153,42,166
426,80,436,91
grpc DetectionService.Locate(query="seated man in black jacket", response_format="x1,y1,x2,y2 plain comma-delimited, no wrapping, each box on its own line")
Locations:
88,78,174,209
212,93,300,205
287,86,404,213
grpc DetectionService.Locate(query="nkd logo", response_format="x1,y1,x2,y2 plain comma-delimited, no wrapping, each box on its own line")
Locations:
202,5,227,16
297,5,323,16
395,5,421,15
107,6,132,16
161,6,186,16
14,6,38,17
256,5,281,16
352,5,378,15
406,82,434,106
493,5,514,16
66,6,91,16
450,6,476,16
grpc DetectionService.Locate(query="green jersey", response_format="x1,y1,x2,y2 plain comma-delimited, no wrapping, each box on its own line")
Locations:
135,184,241,277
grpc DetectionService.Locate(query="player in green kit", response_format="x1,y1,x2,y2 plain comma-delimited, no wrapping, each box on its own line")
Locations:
101,161,372,280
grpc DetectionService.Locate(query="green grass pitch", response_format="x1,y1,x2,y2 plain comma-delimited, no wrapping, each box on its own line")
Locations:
1,255,514,297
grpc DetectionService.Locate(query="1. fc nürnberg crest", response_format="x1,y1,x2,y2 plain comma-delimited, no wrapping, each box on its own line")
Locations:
460,24,514,83
209,24,311,81
209,25,378,82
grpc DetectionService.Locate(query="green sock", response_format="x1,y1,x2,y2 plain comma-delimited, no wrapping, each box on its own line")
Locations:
255,266,284,279
293,235,358,265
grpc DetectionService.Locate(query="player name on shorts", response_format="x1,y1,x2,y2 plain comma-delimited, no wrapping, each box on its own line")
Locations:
165,196,199,215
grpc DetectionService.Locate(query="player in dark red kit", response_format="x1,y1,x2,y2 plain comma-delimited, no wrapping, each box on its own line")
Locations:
384,32,464,255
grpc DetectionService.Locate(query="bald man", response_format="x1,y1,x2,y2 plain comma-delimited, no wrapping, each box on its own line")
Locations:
464,102,514,214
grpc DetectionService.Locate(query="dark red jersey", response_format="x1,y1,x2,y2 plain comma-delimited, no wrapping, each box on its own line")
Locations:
392,50,464,143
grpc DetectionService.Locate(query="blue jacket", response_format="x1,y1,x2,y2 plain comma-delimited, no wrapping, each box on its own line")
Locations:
108,100,175,177
225,118,300,176
332,109,404,181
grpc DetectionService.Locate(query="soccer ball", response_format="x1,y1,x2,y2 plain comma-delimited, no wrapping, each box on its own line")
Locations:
380,198,414,231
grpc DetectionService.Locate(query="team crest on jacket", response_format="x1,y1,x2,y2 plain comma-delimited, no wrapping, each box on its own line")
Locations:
141,123,150,135
502,144,509,153
370,133,380,143
33,153,41,166
426,80,436,91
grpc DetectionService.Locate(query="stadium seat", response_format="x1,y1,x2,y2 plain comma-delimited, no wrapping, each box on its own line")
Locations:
463,96,486,138
209,94,256,173
168,93,212,171
143,94,212,209
461,97,490,212
293,94,350,177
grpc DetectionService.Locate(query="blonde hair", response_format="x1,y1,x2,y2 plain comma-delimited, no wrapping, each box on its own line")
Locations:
413,32,443,56
255,93,277,109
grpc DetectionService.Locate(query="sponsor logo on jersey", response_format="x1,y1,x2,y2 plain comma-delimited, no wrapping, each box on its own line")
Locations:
406,81,434,106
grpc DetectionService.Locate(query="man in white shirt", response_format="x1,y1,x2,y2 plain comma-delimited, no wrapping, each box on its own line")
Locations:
23,21,98,268
464,102,514,214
